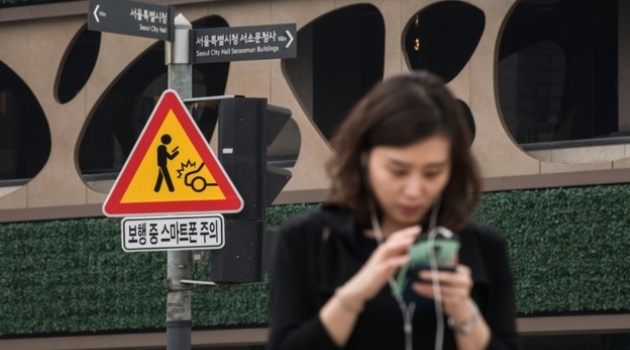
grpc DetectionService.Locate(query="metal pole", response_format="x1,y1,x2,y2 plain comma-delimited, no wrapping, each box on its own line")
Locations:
165,13,193,350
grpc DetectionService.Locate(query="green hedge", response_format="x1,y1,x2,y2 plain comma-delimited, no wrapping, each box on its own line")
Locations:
1,185,630,337
474,185,630,315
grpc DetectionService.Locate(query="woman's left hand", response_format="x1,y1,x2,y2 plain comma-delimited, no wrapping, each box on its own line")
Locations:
411,264,474,322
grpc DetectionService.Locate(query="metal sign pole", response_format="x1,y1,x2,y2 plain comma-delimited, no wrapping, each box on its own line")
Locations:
165,13,193,350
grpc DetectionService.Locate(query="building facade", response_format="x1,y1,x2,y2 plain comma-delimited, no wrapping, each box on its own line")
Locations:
1,0,630,349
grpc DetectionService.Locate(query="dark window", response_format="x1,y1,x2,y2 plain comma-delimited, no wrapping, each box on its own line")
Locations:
403,1,485,83
283,4,385,140
0,61,51,184
56,25,100,103
498,0,618,145
402,1,482,143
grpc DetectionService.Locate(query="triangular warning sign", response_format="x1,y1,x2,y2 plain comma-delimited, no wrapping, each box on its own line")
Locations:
103,89,243,217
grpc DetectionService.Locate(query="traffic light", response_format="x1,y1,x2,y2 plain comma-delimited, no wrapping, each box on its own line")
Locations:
210,97,292,283
263,104,293,207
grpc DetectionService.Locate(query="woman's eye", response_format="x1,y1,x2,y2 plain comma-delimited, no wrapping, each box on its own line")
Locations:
424,171,441,179
390,169,407,177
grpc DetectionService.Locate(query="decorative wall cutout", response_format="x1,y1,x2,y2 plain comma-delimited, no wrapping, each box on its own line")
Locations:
56,25,100,103
0,61,51,183
282,4,385,141
403,1,485,83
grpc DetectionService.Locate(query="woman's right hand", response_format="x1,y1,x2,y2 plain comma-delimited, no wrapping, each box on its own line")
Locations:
335,225,422,307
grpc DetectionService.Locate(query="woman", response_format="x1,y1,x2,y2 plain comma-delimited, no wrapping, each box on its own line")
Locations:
268,71,522,350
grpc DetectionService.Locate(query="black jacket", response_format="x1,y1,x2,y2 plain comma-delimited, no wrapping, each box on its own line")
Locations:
268,205,523,350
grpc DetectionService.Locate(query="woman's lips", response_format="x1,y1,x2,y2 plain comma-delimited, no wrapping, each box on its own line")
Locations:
400,205,421,216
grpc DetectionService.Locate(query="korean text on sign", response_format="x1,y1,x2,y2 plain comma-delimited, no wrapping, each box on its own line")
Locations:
195,31,279,48
121,214,225,252
129,8,169,24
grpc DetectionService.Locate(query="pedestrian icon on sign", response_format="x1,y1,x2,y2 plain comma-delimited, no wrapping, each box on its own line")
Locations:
154,134,179,192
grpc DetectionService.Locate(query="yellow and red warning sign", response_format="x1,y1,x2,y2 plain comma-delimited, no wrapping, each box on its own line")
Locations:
102,89,243,217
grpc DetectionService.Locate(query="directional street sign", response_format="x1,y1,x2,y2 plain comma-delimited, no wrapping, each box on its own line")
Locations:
121,214,225,252
102,89,243,217
192,23,297,64
88,0,173,41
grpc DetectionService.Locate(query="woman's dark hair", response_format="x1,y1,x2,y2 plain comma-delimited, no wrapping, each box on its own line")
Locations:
326,70,481,230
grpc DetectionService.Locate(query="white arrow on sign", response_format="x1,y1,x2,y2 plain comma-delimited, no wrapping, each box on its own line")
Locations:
93,4,100,23
285,30,293,49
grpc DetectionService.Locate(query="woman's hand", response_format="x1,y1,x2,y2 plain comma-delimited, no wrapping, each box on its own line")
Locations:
412,265,492,349
320,225,421,346
412,264,474,322
336,225,421,308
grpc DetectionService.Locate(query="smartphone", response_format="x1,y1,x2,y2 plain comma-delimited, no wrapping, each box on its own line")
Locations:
392,227,461,304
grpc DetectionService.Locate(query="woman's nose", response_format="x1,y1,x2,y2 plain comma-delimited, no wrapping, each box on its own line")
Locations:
402,175,423,197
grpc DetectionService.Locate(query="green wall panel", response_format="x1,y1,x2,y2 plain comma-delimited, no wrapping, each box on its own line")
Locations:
2,186,630,337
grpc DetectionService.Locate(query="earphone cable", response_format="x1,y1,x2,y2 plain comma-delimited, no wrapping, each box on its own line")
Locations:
427,196,444,350
369,198,443,350
369,202,415,350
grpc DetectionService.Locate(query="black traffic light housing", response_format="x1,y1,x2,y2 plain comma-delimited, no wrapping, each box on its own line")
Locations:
210,97,292,283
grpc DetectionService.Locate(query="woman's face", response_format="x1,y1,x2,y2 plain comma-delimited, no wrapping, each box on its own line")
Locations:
366,135,452,234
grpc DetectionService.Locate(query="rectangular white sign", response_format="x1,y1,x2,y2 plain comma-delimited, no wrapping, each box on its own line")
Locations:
121,214,225,252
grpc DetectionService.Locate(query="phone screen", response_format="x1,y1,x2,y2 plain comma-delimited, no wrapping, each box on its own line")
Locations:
392,227,461,303
408,236,460,267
